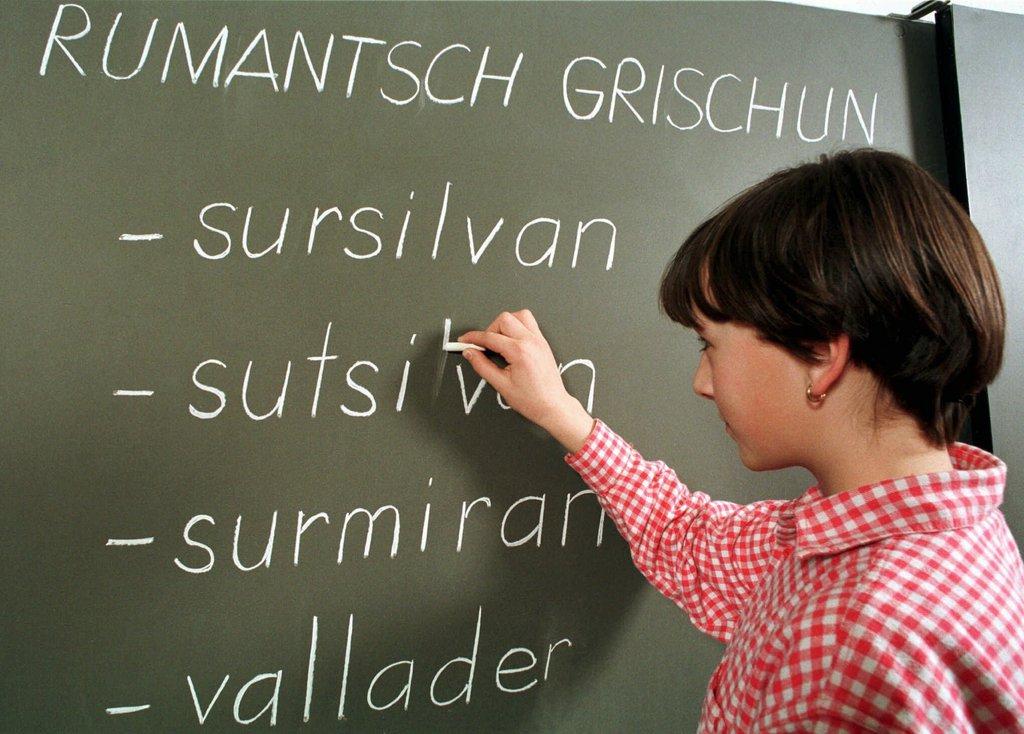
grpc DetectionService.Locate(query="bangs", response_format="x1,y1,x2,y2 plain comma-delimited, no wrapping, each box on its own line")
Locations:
658,216,729,330
658,162,831,364
659,171,798,331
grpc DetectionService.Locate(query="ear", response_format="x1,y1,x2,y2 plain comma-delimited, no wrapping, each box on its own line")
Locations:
807,333,851,400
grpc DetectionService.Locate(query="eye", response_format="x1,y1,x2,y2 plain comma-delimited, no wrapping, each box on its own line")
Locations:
696,336,710,352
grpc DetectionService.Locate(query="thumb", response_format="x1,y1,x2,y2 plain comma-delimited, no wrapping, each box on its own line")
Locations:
463,349,508,392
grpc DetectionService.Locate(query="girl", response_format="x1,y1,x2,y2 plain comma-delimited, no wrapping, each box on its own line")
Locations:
458,149,1024,732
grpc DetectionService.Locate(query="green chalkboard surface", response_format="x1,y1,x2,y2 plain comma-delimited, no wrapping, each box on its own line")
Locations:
1,2,944,731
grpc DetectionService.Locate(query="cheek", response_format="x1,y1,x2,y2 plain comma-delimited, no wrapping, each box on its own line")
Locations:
756,352,806,411
740,350,801,416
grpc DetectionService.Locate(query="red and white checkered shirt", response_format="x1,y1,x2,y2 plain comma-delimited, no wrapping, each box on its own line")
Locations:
565,419,1024,733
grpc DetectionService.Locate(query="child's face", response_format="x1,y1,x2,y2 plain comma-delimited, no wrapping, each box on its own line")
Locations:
691,314,809,471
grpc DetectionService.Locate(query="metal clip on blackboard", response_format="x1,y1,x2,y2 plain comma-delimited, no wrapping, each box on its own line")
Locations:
888,0,949,21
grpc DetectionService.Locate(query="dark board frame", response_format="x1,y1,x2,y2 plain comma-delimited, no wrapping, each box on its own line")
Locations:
932,2,994,452
931,3,1024,561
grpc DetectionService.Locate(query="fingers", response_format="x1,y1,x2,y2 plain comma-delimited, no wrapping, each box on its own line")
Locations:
459,330,516,359
462,345,508,392
513,309,541,335
460,309,536,354
458,309,544,362
485,311,531,339
457,308,549,414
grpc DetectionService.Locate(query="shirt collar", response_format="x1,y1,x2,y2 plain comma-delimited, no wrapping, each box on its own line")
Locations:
775,441,1007,560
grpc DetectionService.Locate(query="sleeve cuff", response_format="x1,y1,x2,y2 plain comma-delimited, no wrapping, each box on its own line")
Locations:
563,417,601,464
563,418,636,488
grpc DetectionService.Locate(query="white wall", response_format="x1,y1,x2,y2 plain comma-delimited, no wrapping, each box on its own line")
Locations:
723,0,1024,19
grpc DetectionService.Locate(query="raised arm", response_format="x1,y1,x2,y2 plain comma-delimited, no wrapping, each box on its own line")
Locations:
458,310,792,642
563,418,790,642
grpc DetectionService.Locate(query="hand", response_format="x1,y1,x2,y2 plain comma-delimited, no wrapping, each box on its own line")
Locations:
458,310,594,449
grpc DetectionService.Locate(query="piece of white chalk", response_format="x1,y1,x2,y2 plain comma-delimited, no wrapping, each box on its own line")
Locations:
443,341,485,352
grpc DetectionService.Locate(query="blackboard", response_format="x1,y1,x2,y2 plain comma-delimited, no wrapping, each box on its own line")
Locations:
1,2,946,731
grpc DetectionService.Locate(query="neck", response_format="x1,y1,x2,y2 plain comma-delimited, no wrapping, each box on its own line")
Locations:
808,424,954,498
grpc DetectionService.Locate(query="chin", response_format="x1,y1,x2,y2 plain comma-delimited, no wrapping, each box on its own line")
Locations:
738,455,768,471
737,446,789,472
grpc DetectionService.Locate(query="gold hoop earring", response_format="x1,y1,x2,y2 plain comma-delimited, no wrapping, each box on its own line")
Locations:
806,384,826,403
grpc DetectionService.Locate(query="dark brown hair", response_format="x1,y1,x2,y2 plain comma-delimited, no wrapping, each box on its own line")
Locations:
659,148,1005,448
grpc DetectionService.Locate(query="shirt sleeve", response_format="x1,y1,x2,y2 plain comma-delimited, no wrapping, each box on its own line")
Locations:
564,419,790,643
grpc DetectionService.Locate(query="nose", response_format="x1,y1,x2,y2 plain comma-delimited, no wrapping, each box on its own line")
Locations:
692,352,714,401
